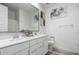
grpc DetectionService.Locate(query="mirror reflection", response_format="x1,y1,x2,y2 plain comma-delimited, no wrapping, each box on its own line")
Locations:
1,3,39,32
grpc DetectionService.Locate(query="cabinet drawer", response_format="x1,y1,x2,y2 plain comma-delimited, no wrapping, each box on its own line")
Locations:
30,38,43,46
14,48,29,55
0,41,29,55
30,43,43,55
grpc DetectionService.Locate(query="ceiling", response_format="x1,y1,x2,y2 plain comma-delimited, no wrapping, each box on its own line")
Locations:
2,3,38,13
39,3,57,8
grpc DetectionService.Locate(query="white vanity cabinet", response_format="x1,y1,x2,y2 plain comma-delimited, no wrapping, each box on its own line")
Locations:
29,36,48,55
30,38,43,55
0,4,8,32
0,41,29,55
14,48,29,55
0,35,48,55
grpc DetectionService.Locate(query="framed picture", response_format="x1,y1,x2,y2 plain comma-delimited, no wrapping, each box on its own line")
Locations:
50,6,67,19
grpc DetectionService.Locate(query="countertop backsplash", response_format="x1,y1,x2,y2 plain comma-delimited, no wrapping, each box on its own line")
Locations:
0,33,14,40
0,32,25,40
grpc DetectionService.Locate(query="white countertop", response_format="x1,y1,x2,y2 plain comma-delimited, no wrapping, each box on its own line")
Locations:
0,34,48,49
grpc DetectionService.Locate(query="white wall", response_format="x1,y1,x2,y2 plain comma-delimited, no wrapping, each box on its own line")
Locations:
8,9,19,32
8,9,15,19
19,9,31,31
45,3,79,53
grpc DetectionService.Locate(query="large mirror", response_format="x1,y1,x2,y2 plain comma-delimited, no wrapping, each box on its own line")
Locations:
1,3,39,32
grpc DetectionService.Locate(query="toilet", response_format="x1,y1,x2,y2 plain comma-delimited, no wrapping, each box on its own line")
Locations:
48,36,55,52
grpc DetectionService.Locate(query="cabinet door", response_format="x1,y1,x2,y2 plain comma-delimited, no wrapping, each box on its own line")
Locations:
14,48,29,55
30,42,43,55
0,41,29,55
0,4,8,32
42,38,48,55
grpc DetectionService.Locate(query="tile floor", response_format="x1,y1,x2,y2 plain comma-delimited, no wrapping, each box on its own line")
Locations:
46,48,79,55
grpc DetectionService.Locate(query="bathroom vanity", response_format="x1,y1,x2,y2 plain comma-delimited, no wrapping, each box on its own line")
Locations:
0,34,48,55
0,4,48,55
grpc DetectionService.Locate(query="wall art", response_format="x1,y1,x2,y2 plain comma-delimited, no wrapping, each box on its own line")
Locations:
50,6,67,19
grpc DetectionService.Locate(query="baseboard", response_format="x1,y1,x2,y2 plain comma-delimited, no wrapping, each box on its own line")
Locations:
54,46,79,55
